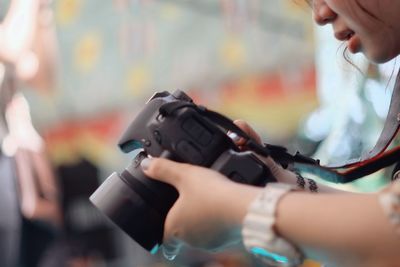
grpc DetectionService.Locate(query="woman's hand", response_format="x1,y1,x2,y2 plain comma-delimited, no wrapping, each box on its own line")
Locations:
233,119,343,193
141,157,262,257
232,119,294,182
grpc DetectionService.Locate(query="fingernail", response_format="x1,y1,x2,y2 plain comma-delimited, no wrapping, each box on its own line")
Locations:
140,158,152,171
228,132,240,142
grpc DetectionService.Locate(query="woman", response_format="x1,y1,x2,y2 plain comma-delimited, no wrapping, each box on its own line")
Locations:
140,1,400,266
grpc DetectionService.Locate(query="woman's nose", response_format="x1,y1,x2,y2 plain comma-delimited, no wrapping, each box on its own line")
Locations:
313,1,337,25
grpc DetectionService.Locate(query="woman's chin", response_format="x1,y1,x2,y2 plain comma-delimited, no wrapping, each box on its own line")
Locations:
366,49,399,64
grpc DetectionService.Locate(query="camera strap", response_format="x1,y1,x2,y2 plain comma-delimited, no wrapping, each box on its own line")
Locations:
295,69,400,182
160,73,400,183
303,70,400,183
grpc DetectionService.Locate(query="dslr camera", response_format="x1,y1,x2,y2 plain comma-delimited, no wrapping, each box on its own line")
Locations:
90,90,279,253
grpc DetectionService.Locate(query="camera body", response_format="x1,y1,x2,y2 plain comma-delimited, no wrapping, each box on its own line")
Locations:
90,90,277,252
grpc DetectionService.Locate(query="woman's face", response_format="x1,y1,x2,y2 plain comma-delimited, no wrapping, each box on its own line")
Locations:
312,0,400,63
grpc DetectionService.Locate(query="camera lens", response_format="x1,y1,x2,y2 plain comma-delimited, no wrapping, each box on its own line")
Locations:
90,154,178,252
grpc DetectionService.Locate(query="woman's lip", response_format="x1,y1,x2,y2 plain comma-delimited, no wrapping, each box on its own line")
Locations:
347,34,361,54
334,30,354,41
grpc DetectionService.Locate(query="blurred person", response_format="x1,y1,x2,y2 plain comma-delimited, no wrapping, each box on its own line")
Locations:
39,158,119,267
138,1,400,266
0,0,61,266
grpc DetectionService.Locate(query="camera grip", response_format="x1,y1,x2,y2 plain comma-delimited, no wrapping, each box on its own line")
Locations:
211,150,277,186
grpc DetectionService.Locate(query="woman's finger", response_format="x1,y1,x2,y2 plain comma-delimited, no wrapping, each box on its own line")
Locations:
233,119,262,144
141,157,193,189
229,120,263,150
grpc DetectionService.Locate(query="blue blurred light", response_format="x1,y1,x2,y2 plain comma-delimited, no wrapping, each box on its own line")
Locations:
150,244,160,255
251,247,289,263
120,140,143,153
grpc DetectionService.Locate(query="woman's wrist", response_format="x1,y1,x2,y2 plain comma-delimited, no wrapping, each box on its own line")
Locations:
230,183,264,223
241,183,304,266
221,183,263,241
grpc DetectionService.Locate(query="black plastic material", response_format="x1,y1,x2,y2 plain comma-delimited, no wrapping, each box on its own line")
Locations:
90,90,277,252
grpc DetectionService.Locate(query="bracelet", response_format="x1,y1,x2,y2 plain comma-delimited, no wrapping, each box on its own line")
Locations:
295,172,318,193
242,183,303,267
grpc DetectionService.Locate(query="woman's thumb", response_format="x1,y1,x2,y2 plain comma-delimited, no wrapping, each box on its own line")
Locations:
233,119,262,144
141,157,184,187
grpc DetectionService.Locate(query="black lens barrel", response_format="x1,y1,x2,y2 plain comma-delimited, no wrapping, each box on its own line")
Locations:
90,154,178,251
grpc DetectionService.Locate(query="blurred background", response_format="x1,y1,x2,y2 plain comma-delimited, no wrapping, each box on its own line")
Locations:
0,0,398,266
